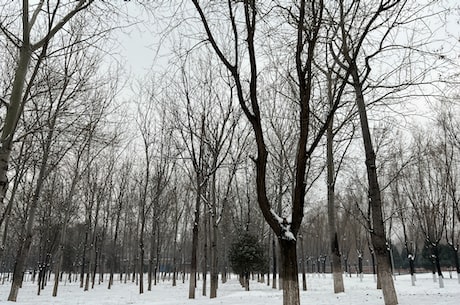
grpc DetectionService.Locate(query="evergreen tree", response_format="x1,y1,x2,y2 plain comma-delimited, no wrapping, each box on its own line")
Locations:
229,232,268,290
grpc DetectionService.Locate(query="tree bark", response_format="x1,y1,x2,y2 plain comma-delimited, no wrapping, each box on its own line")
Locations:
431,242,444,288
202,209,208,297
0,42,31,208
299,234,307,291
210,202,218,298
327,85,344,293
279,239,300,305
272,237,277,289
449,244,460,284
188,176,201,299
352,68,398,305
108,193,123,289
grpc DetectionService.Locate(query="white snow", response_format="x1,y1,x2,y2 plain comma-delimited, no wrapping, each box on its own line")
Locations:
1,273,459,305
270,209,296,241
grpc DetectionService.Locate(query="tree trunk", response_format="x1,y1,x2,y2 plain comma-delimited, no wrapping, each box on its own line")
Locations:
327,98,344,293
0,145,23,267
138,219,145,294
272,237,277,289
147,222,156,291
210,206,218,298
279,239,300,305
52,220,70,297
299,234,307,291
0,41,31,207
154,227,160,285
4,45,32,301
353,68,398,305
8,103,56,301
202,210,208,297
432,242,444,288
108,196,123,289
449,244,460,284
409,256,416,286
188,175,202,299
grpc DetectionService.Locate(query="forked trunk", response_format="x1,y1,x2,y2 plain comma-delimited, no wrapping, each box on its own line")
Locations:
279,239,300,305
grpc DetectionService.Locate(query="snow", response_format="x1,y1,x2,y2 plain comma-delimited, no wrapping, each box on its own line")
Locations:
1,273,459,305
270,209,296,241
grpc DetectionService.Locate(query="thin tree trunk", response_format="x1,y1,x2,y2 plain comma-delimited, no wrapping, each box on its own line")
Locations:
8,99,56,301
188,174,202,299
202,209,208,297
147,222,156,291
352,68,398,305
138,217,145,294
326,85,344,293
272,237,277,289
5,43,33,300
108,194,123,289
0,140,24,266
432,243,444,288
52,217,71,296
210,185,218,298
449,244,460,284
299,234,307,291
0,41,31,209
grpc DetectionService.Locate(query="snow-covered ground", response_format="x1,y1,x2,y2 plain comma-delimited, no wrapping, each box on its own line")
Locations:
1,273,459,305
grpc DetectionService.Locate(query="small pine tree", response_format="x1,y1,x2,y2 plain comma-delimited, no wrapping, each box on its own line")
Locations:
228,232,268,290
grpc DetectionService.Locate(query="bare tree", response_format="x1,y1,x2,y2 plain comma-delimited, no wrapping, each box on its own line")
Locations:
435,105,460,284
190,1,356,304
107,160,132,289
403,132,448,288
0,0,98,213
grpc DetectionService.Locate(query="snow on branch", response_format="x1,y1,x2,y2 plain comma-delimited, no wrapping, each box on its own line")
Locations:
270,209,296,241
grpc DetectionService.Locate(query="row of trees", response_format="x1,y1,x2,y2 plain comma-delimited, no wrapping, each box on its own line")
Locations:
0,1,459,305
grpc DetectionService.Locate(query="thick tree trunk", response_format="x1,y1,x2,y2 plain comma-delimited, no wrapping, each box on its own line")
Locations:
279,239,300,305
